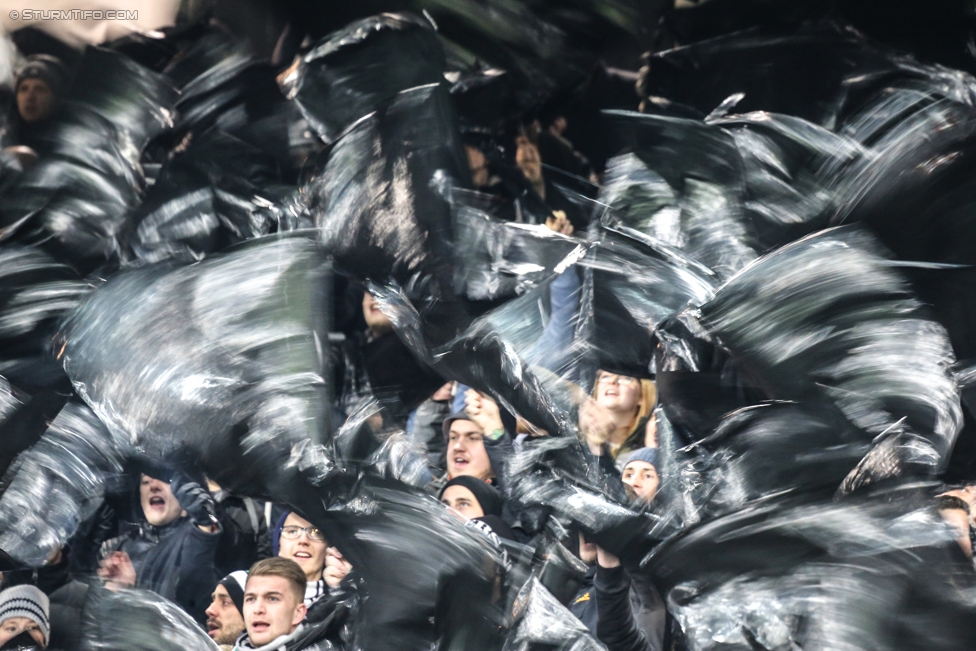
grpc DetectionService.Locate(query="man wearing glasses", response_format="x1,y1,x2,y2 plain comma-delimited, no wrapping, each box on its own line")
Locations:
272,513,352,608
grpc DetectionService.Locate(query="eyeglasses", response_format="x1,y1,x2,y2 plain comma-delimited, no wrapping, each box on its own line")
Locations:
280,525,326,542
596,374,640,387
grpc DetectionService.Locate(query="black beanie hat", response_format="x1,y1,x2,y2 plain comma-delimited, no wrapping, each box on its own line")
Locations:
440,475,503,517
217,570,248,615
16,54,67,97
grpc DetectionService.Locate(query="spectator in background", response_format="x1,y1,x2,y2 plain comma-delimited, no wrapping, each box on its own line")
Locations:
272,511,353,605
466,145,493,190
0,585,49,650
407,382,454,476
620,448,660,506
0,545,87,651
937,484,976,560
96,473,221,624
206,571,248,650
336,290,404,419
361,292,392,340
580,372,657,470
592,546,666,651
272,512,328,607
210,481,271,578
427,389,513,497
569,531,599,637
1,54,67,165
536,114,592,181
514,135,588,232
439,475,514,541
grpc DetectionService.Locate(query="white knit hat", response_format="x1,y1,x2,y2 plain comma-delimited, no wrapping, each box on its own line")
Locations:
0,585,50,647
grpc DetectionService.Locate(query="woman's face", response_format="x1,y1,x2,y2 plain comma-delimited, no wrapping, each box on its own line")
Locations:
0,617,44,647
595,371,642,414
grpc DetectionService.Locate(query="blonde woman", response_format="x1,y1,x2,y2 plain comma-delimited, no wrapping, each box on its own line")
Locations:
580,370,657,468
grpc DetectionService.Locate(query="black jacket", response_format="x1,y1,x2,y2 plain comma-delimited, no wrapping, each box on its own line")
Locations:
1,552,88,651
594,565,666,651
100,516,221,624
213,490,271,577
569,565,598,637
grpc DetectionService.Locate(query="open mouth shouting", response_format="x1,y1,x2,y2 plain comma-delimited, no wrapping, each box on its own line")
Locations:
206,619,221,638
250,620,270,635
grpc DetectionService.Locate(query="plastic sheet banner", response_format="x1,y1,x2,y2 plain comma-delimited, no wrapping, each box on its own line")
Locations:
57,234,332,498
305,83,466,302
0,47,176,273
645,487,976,651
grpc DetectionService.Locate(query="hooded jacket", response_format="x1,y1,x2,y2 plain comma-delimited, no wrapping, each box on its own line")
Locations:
99,514,221,624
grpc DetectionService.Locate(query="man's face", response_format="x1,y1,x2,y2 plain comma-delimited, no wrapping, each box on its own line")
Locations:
362,293,392,337
0,617,44,648
16,78,54,124
595,371,643,413
242,575,306,647
466,146,489,188
447,419,492,480
205,584,245,645
278,512,328,581
441,485,485,521
622,461,659,504
515,142,543,184
140,475,184,527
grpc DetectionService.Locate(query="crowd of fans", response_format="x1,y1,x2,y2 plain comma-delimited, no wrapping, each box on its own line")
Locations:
0,35,682,651
1,4,976,651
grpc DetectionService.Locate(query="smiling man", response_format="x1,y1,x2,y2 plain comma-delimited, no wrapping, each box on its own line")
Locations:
272,512,329,607
234,558,307,651
424,389,515,507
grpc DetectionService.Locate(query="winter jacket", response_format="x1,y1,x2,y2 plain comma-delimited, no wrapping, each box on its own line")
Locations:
48,575,89,651
231,626,335,651
1,552,88,651
233,624,307,651
100,515,221,624
594,565,666,651
214,490,271,577
569,565,598,636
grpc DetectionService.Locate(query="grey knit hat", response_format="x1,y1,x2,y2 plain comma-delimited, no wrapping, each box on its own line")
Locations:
621,446,658,471
0,585,50,647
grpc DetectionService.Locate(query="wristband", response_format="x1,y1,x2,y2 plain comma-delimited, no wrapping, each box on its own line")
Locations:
486,427,505,441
